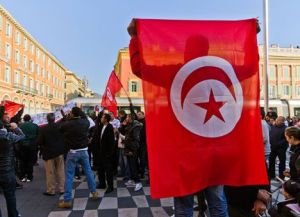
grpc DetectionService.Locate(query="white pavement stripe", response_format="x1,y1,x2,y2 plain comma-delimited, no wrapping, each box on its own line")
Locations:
77,182,88,190
73,197,88,210
132,196,149,208
151,207,170,217
83,210,98,217
98,197,118,209
117,188,131,197
118,208,138,217
48,211,71,217
160,198,174,207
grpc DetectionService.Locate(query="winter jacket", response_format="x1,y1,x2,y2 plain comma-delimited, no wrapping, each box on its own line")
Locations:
270,124,288,150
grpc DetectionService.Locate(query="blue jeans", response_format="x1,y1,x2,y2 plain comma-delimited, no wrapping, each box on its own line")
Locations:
0,171,19,217
119,149,130,178
64,150,96,201
174,186,228,217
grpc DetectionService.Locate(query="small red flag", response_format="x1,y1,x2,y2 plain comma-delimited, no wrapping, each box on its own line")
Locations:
101,71,123,116
129,18,268,198
3,100,24,118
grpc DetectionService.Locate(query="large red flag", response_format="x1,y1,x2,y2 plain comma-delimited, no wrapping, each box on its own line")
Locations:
101,71,122,116
129,19,268,198
3,100,24,118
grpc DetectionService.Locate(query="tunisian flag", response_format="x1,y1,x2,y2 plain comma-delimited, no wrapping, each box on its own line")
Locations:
129,19,268,198
101,71,122,116
3,100,24,118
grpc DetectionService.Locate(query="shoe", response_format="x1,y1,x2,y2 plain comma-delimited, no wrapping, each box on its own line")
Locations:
58,201,72,209
16,183,23,189
105,187,114,194
134,182,143,191
21,178,27,182
97,184,106,189
125,180,135,186
91,191,99,200
26,179,31,183
75,176,81,180
43,192,55,196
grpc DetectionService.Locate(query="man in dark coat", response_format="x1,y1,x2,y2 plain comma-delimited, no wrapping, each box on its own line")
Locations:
36,113,65,196
269,116,288,179
137,111,147,179
93,113,115,194
19,114,39,182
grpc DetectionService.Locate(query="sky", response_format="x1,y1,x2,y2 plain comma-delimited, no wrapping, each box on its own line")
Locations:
0,0,298,94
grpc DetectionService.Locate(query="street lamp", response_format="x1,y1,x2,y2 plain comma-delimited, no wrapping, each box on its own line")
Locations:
263,0,269,113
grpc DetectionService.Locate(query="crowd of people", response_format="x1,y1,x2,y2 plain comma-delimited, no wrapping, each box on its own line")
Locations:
2,102,300,217
0,105,148,216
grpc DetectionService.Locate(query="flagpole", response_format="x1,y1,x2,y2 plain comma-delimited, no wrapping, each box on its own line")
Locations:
113,71,131,102
263,0,269,113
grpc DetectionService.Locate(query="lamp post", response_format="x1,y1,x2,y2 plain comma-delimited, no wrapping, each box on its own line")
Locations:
263,0,269,113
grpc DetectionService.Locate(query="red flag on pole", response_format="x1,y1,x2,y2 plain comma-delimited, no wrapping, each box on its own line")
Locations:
129,19,268,198
3,100,24,118
101,71,123,116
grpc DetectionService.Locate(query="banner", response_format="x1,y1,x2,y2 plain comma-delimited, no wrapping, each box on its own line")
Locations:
129,18,268,198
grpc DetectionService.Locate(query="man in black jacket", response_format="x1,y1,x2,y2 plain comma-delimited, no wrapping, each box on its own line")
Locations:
94,113,115,194
58,107,98,209
269,116,288,179
137,111,147,179
0,121,25,217
37,113,65,196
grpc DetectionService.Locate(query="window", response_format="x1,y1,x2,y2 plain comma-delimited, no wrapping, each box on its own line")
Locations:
36,81,39,93
131,81,138,92
46,86,49,95
36,48,40,59
23,56,27,69
297,86,300,96
14,71,19,84
23,75,27,87
41,68,44,77
24,37,28,50
47,71,50,80
30,43,34,55
41,84,44,96
29,60,34,73
283,66,290,79
297,67,300,80
36,64,40,75
5,43,11,59
30,78,34,89
15,31,20,45
294,108,300,117
15,50,20,64
4,66,10,83
269,85,275,98
5,22,11,37
269,66,276,80
48,58,51,67
283,85,290,96
42,53,45,63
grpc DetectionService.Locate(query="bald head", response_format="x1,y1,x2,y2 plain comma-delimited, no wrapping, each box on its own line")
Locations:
276,116,285,126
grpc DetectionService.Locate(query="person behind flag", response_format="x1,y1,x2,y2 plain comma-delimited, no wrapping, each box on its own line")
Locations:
136,111,147,179
109,111,120,175
128,18,229,216
123,113,143,191
269,116,288,180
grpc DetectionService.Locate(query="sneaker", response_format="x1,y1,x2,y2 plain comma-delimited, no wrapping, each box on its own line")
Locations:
134,182,143,191
125,180,135,186
21,178,27,182
58,200,72,209
26,179,31,183
91,191,99,200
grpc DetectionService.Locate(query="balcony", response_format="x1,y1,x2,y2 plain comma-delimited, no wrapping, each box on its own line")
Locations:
14,83,37,96
47,94,53,99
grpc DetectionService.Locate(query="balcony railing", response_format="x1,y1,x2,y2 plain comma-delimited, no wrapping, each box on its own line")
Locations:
47,94,53,99
14,83,38,95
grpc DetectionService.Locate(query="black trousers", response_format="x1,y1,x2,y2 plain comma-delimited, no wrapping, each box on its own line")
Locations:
138,143,148,176
19,146,35,180
228,205,255,217
269,147,287,179
97,157,114,188
127,154,140,182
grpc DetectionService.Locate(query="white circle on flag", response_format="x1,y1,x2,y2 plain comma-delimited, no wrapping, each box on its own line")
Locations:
170,56,243,138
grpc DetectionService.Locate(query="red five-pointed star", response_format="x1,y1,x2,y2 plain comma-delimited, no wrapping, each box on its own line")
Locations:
195,89,226,124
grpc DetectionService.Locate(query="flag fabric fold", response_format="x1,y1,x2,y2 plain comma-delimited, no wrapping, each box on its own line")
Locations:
130,18,268,198
3,100,24,118
101,71,123,116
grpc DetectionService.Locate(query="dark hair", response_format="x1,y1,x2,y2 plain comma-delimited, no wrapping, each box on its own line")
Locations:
283,180,300,205
138,111,145,115
103,113,111,122
0,121,3,129
71,107,82,118
23,114,31,122
285,126,300,141
119,110,126,116
120,114,127,123
260,108,265,120
47,113,55,123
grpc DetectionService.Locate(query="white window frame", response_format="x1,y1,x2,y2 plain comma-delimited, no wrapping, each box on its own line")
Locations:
5,43,11,59
4,66,10,83
14,71,19,84
15,49,20,64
